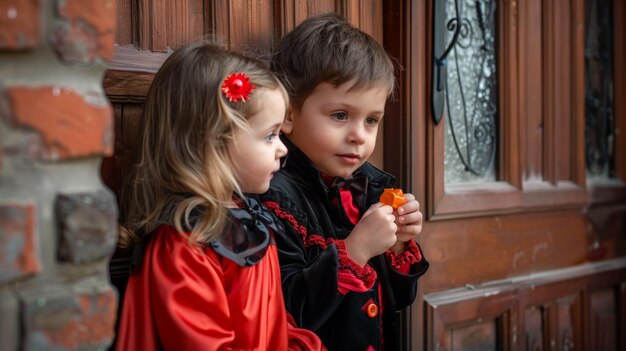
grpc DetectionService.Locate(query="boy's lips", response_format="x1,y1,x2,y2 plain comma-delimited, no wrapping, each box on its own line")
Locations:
337,153,361,158
337,153,361,165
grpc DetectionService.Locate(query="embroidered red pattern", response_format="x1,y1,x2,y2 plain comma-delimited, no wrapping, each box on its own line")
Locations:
263,201,377,283
385,240,423,268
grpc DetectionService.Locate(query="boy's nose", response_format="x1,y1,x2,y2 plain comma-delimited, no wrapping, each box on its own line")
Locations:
347,124,366,144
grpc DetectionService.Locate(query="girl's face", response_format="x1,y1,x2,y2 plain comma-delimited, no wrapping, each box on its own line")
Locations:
282,81,387,178
228,88,288,194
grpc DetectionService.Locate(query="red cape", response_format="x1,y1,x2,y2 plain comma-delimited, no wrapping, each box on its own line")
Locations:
115,225,324,351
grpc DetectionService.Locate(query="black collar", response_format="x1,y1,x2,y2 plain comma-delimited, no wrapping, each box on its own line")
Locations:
278,135,396,203
209,195,283,266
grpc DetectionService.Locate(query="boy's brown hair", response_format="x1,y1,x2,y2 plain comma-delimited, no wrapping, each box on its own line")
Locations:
271,12,396,111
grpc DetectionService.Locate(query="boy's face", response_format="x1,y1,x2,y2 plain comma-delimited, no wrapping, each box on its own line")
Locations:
229,88,288,194
282,81,388,179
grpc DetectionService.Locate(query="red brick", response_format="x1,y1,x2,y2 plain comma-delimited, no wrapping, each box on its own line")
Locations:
22,286,117,349
0,202,41,283
6,86,113,160
0,0,40,50
52,0,116,62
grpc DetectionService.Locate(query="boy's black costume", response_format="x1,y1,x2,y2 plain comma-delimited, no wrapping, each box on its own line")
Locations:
260,137,429,351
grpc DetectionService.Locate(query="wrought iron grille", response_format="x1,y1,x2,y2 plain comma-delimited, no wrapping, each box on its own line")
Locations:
443,0,498,184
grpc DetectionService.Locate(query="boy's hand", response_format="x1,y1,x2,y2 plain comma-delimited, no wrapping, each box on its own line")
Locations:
344,203,397,267
390,193,423,252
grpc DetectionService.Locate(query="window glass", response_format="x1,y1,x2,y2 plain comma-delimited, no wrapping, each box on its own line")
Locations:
585,0,615,179
444,0,498,184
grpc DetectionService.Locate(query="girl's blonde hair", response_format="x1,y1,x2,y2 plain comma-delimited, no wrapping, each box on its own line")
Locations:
119,42,287,247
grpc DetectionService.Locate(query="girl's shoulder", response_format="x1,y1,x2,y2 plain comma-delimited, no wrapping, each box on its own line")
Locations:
141,224,210,260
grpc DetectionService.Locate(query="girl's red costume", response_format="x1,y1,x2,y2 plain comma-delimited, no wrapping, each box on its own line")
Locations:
115,197,324,351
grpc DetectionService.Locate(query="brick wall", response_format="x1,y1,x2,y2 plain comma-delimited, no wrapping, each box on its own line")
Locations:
0,1,118,350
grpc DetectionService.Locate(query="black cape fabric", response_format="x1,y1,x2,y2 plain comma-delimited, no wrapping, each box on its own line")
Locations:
259,136,429,351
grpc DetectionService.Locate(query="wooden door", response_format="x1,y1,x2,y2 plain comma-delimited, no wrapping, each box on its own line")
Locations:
103,0,626,350
383,0,626,350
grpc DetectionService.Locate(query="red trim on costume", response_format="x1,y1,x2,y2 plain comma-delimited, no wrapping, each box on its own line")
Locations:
337,271,369,294
385,240,423,271
263,201,377,293
335,240,377,293
339,187,360,225
263,201,327,248
264,201,310,243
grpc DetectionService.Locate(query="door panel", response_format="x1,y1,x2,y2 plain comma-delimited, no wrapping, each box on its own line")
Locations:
103,1,626,350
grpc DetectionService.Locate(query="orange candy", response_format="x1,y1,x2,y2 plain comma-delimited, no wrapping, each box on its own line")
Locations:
379,188,407,209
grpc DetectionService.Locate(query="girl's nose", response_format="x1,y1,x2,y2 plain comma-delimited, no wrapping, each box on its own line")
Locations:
276,137,288,158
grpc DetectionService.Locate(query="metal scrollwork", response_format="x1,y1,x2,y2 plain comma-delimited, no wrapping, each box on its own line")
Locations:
443,0,498,182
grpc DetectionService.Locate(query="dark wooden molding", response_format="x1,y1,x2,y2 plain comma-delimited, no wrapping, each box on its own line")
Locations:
520,181,587,208
424,258,626,350
103,46,169,103
424,257,626,307
427,290,517,351
382,0,409,188
572,0,586,186
107,46,169,73
588,179,626,203
499,0,521,189
104,70,154,103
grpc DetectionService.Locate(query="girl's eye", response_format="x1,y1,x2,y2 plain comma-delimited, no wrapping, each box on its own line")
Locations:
265,133,278,142
331,112,348,121
366,117,380,126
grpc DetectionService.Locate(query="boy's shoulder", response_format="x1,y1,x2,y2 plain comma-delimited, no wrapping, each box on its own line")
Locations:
354,161,395,186
266,160,395,198
263,168,312,208
260,171,310,224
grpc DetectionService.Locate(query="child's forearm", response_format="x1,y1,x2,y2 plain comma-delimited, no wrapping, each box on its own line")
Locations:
343,235,371,267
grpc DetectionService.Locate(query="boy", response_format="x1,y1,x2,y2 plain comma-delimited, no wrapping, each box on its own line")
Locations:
261,13,429,351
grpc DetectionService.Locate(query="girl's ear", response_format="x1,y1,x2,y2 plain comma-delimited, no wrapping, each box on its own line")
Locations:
281,106,294,134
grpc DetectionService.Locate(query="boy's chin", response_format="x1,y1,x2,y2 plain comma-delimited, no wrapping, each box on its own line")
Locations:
331,168,360,179
317,163,363,179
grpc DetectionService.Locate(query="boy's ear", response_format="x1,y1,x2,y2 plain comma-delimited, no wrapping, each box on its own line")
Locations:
281,106,294,134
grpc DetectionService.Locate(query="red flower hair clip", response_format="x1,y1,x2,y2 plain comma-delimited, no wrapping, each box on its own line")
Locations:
221,72,255,102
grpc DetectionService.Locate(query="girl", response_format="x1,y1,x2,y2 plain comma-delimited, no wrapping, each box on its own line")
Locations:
114,42,325,351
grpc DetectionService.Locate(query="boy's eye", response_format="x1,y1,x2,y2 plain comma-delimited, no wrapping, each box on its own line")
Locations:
366,117,380,126
331,112,348,121
265,133,278,142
